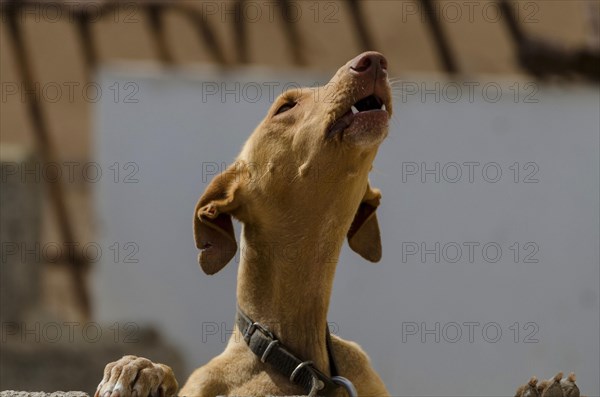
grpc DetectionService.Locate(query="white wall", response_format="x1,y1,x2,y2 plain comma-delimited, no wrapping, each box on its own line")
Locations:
93,64,599,395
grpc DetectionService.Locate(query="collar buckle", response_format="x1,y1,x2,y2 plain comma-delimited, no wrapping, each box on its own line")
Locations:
236,304,345,396
244,320,275,343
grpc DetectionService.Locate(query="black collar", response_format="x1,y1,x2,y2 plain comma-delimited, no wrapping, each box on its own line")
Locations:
236,304,342,396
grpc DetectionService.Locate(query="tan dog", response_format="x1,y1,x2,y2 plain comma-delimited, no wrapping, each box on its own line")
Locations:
95,52,392,397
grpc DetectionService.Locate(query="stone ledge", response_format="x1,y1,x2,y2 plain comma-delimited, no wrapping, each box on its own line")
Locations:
0,327,183,392
1,392,90,397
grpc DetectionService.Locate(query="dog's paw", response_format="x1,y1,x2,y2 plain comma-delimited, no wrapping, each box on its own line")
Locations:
95,355,178,397
517,372,582,397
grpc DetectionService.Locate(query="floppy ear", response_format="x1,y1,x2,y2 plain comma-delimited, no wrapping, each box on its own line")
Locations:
347,183,382,262
194,163,244,275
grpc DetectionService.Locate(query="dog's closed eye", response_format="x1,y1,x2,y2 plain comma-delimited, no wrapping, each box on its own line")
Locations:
274,102,296,115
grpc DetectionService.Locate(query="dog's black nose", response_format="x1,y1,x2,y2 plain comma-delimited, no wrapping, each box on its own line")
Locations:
349,51,388,75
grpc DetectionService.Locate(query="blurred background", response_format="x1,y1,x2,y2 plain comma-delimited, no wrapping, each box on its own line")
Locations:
0,0,598,395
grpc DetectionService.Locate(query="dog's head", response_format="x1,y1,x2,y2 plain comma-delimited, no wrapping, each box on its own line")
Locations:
194,52,392,274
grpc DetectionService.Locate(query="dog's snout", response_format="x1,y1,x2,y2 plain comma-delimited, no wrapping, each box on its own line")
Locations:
349,51,388,76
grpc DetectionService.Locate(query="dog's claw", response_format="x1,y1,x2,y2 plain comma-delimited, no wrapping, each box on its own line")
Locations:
96,355,178,397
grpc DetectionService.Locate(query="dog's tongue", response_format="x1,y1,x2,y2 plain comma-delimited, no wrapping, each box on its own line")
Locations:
327,110,354,139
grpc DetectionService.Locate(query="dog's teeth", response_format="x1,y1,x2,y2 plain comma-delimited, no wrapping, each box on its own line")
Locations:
351,105,359,115
381,104,386,111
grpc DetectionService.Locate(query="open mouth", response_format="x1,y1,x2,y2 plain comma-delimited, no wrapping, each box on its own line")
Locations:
327,94,388,139
352,95,386,114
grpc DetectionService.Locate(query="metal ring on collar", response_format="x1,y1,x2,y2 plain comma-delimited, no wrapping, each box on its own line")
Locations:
331,376,358,397
289,360,315,383
260,339,279,363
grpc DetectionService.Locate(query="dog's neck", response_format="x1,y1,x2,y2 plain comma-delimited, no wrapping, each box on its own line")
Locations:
235,211,352,374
